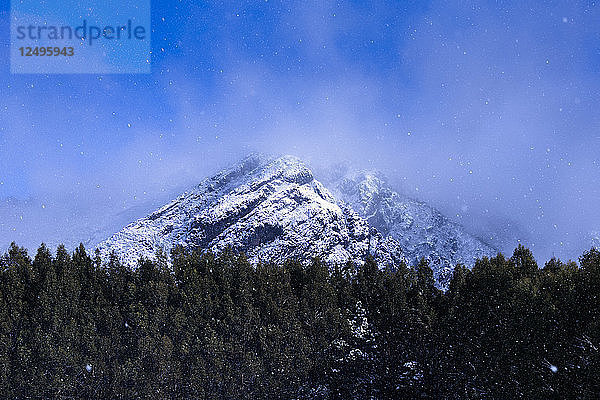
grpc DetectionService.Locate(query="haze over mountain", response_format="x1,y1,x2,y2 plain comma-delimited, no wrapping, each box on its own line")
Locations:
328,170,497,286
3,0,600,277
98,154,497,288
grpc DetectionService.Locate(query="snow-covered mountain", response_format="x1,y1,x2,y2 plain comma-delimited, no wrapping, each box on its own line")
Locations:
329,171,497,287
97,154,405,270
97,154,496,289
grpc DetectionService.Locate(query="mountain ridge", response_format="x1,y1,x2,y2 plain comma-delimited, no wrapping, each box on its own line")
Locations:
97,154,406,271
97,154,497,289
328,170,497,287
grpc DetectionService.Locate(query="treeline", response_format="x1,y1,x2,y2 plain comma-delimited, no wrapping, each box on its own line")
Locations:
0,243,599,399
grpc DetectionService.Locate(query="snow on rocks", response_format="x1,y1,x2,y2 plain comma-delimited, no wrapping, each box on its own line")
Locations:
97,154,496,289
97,154,405,271
328,170,497,289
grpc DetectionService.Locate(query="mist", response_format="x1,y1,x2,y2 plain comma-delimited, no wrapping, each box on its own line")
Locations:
1,0,599,264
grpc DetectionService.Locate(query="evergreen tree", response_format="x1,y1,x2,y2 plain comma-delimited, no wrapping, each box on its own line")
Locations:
0,242,598,398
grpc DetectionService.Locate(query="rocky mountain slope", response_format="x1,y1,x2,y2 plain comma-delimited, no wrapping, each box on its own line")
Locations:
329,171,497,287
97,154,404,269
97,154,496,289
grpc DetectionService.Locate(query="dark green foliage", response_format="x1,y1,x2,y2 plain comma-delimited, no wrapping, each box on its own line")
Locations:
0,242,598,398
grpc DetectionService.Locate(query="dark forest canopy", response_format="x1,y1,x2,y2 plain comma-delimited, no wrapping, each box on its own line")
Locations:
1,242,599,399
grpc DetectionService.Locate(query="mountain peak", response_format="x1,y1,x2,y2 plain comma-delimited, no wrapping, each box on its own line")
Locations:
97,154,404,269
329,168,497,287
97,154,496,289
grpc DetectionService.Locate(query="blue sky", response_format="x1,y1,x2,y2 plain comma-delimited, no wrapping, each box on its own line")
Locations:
1,0,600,263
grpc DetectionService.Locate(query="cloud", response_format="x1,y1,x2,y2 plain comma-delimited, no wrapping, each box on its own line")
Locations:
1,0,599,264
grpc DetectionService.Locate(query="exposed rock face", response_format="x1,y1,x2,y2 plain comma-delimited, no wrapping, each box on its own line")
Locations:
97,154,405,270
330,171,497,287
98,154,496,289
